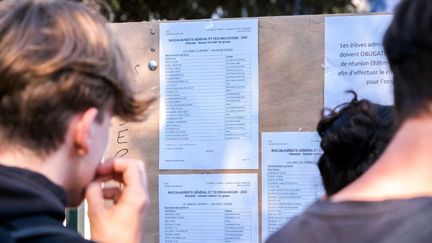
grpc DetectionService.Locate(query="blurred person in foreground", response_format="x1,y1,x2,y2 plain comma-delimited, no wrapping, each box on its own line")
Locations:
0,0,152,242
267,0,432,242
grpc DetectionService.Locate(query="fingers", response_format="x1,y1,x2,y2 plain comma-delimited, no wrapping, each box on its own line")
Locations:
86,158,149,243
93,158,134,183
93,158,149,210
97,158,147,190
85,181,105,214
102,187,122,204
118,159,147,192
95,173,124,184
94,158,116,176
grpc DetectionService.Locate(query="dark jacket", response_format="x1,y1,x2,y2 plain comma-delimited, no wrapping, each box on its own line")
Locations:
0,164,91,242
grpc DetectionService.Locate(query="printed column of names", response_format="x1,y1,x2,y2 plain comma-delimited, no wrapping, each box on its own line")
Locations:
164,54,251,142
164,208,252,243
266,172,322,233
262,132,323,241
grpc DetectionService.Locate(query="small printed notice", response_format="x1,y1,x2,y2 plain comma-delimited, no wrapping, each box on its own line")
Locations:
262,132,324,241
159,19,259,170
159,173,258,243
325,15,393,109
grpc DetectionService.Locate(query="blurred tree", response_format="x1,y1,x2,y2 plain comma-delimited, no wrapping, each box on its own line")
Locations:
78,0,357,22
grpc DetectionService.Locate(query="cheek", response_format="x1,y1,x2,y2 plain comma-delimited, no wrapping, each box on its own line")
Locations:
98,127,110,158
100,117,111,151
94,119,111,158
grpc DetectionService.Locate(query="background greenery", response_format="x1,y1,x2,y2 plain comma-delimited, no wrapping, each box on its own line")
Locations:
78,0,359,22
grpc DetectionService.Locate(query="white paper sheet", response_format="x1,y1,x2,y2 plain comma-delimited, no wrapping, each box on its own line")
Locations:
159,19,259,170
159,173,258,243
324,15,393,109
261,132,324,241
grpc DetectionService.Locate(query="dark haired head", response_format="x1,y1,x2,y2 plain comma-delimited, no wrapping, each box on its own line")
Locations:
317,92,395,196
383,0,432,123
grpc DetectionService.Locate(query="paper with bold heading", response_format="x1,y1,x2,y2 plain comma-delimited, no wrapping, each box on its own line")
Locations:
159,173,259,243
261,132,324,241
159,19,259,170
325,15,393,109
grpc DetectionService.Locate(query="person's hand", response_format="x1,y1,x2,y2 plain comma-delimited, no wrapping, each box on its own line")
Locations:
85,158,150,243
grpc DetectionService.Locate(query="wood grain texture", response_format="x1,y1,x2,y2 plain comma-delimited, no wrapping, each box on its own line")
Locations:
105,15,325,243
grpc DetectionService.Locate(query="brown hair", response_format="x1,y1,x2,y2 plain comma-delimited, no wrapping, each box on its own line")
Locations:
0,0,152,155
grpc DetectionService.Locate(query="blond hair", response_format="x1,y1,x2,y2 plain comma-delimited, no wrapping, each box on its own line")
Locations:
0,0,152,155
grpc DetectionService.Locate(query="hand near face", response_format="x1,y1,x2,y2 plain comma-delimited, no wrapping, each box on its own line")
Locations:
85,158,149,243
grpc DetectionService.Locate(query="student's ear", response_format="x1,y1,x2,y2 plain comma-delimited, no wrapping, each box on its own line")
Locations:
73,108,98,156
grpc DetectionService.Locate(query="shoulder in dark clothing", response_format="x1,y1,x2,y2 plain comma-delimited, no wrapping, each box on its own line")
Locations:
0,165,92,242
266,198,432,243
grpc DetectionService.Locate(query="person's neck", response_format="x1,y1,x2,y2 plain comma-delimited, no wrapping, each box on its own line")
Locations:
0,146,70,190
332,115,432,202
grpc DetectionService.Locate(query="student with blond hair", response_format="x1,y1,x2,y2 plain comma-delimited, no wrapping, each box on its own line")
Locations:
0,0,153,242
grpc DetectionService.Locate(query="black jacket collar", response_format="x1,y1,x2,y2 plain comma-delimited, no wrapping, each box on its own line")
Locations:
0,164,67,222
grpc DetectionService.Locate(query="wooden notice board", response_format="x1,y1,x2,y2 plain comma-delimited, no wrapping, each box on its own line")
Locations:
104,14,355,243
